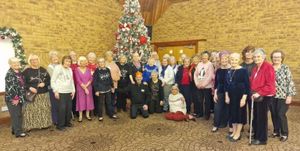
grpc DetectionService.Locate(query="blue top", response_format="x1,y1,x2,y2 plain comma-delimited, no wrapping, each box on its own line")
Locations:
214,68,229,94
142,64,158,82
226,68,250,95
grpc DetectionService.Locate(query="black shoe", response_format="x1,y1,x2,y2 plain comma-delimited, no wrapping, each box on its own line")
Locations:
16,133,27,138
56,127,66,131
65,123,73,127
251,140,266,145
226,134,233,140
270,133,280,138
229,135,241,142
11,131,15,135
280,136,288,142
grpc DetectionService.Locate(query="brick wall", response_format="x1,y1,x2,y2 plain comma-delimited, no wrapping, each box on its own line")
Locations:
0,0,122,113
0,0,122,66
153,0,300,101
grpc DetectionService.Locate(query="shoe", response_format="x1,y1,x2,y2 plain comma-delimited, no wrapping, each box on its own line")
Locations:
65,123,73,127
98,117,103,121
251,140,266,145
211,127,218,133
112,115,118,119
56,127,66,131
87,117,92,121
280,136,288,142
270,133,280,138
229,135,241,142
16,133,27,138
226,134,233,140
11,131,14,135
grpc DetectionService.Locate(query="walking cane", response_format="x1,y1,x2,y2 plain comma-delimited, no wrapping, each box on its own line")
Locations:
249,98,254,145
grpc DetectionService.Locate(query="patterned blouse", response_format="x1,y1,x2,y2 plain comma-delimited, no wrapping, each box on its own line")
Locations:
274,64,296,99
5,68,26,103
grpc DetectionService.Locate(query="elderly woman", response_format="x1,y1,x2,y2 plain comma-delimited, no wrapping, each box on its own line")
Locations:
194,51,215,120
269,50,296,142
129,52,143,84
87,52,98,74
116,55,130,112
75,56,94,122
169,56,178,74
159,58,175,112
150,51,161,68
51,56,75,131
225,53,249,142
240,46,256,128
250,48,276,145
165,85,195,121
211,51,231,132
175,57,192,113
143,57,159,83
47,50,59,125
69,51,79,117
93,57,117,121
23,54,52,131
5,57,27,137
189,55,200,116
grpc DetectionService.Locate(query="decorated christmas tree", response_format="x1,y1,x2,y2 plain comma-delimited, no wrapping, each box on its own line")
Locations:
113,0,151,63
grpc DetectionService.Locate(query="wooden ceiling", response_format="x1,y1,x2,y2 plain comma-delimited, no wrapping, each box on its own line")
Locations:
119,0,189,25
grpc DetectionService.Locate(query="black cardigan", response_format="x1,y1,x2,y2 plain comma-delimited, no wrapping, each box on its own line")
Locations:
5,68,26,103
148,79,164,101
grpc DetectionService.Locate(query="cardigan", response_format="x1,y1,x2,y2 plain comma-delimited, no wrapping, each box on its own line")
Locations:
194,61,215,89
250,61,276,96
274,64,296,99
5,68,26,103
51,65,75,93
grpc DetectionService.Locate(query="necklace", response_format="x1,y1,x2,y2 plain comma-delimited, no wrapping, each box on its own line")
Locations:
229,69,236,82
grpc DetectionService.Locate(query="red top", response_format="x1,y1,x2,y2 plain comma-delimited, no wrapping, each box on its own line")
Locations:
70,63,78,83
87,63,97,73
181,67,190,85
250,61,276,96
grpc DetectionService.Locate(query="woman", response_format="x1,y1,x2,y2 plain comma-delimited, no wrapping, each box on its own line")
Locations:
150,51,161,69
69,51,79,117
148,71,164,114
129,52,143,84
194,51,215,120
169,56,178,75
23,54,52,131
93,57,117,121
189,55,200,116
225,53,249,142
75,56,94,122
87,52,98,74
116,55,130,112
250,48,276,145
240,46,256,129
159,58,175,112
5,57,27,137
211,51,230,132
47,50,59,125
165,85,195,121
143,57,159,83
51,56,75,131
269,50,296,142
175,57,192,113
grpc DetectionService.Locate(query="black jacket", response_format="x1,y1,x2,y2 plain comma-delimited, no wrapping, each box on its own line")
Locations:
5,68,26,103
148,79,164,101
119,82,150,105
93,67,113,93
116,62,130,88
175,65,190,85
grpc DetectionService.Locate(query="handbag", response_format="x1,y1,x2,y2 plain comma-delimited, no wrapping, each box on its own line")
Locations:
26,90,37,102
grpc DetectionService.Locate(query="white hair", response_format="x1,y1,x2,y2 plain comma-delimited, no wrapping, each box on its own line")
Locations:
77,56,87,65
87,52,97,59
8,57,20,65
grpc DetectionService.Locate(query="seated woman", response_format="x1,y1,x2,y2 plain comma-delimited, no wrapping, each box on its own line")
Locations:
5,57,27,137
165,85,195,121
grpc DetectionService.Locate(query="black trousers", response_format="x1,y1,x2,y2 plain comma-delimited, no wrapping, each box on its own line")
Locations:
148,99,162,114
116,90,127,111
179,85,191,113
130,104,149,119
253,96,272,142
195,88,212,118
57,93,72,129
97,92,114,118
213,93,229,127
6,101,23,136
269,98,289,136
93,88,99,116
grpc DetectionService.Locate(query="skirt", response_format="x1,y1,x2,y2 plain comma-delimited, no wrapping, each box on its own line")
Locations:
23,93,52,131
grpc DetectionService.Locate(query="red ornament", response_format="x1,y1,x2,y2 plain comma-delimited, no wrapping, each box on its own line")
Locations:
139,36,147,45
119,24,124,29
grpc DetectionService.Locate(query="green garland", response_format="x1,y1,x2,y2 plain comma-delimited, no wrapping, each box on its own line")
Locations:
0,27,26,67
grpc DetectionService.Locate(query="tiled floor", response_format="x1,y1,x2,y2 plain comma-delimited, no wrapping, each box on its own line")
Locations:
1,107,300,151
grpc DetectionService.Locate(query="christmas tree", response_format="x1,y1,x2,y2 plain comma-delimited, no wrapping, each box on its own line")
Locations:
113,0,151,63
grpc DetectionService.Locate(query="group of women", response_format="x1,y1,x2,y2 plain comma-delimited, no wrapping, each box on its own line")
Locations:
4,46,296,146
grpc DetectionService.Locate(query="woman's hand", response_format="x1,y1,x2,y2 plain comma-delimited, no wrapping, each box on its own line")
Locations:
286,96,292,104
55,92,60,100
95,92,100,96
12,99,19,106
29,87,37,94
160,100,164,106
213,94,218,103
38,82,45,88
143,104,148,111
84,89,89,95
71,92,75,99
240,98,246,107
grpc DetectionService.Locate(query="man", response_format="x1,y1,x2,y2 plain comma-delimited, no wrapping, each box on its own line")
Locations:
120,71,150,119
